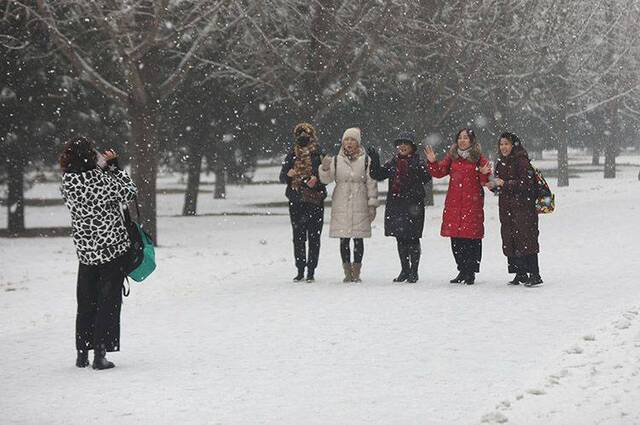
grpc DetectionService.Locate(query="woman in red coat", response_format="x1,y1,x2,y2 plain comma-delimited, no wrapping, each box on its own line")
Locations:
487,132,542,287
425,128,491,285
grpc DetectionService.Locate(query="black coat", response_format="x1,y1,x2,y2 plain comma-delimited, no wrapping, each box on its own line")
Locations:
279,146,327,205
369,153,432,239
494,149,539,257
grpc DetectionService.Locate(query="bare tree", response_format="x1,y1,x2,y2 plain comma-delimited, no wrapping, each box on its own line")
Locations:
13,0,244,242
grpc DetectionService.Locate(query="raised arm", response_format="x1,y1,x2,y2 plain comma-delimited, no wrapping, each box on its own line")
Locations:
367,147,390,181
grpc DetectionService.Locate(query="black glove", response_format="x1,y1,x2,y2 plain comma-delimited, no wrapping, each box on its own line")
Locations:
366,146,379,161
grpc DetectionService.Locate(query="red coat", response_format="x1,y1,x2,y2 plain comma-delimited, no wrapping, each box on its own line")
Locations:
428,154,490,239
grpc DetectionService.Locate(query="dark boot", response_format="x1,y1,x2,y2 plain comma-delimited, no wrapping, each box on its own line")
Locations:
351,263,362,283
342,263,353,283
463,272,475,285
92,347,115,370
508,273,528,285
76,350,89,368
525,274,543,287
393,242,411,282
293,268,305,282
407,243,420,283
449,271,464,284
306,268,315,282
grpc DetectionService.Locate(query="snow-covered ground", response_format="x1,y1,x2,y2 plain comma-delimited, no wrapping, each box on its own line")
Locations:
1,153,639,425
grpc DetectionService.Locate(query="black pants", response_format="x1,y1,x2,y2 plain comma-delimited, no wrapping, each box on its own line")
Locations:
451,237,482,273
340,238,364,263
289,202,324,272
508,254,539,274
76,254,126,352
396,237,421,272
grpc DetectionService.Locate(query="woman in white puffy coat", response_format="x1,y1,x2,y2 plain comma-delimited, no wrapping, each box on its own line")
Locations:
319,128,378,282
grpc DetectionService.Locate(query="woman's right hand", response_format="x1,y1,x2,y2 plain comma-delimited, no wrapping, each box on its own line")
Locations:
287,168,296,178
424,145,436,163
321,156,332,171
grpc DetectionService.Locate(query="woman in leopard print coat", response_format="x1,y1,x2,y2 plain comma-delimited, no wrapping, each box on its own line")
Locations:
60,136,137,370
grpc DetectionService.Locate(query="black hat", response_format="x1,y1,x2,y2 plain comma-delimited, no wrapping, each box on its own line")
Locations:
394,131,416,146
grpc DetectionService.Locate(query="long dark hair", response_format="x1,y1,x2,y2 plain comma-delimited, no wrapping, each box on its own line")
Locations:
454,128,476,146
59,136,97,173
498,132,528,159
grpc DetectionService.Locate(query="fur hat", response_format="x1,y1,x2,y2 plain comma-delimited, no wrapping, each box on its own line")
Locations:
342,127,361,145
394,131,417,147
293,122,318,144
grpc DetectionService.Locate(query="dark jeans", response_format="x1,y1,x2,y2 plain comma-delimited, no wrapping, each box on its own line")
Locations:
340,238,364,263
289,202,324,272
508,254,539,274
451,237,482,273
76,254,126,352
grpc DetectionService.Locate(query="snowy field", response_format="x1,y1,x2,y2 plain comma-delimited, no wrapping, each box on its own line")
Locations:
1,153,640,425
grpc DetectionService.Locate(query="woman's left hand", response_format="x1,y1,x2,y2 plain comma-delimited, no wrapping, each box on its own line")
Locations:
479,161,492,175
495,178,505,187
307,176,318,188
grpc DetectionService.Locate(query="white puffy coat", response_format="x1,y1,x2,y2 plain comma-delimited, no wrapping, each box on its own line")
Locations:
319,148,378,238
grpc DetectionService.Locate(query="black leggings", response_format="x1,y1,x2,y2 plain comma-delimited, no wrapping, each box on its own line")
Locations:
396,237,421,271
340,238,364,263
451,237,482,273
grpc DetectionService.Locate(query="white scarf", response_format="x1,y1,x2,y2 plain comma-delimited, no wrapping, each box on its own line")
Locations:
458,147,472,160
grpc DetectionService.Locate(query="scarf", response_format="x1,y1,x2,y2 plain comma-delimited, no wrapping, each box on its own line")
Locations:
457,147,472,160
391,155,412,197
291,143,316,190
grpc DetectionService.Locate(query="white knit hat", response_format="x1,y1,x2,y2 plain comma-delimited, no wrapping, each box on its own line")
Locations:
342,127,361,145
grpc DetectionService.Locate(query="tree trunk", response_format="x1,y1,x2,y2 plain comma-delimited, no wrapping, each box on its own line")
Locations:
557,114,569,187
214,163,226,199
130,102,159,244
7,154,25,234
591,148,600,165
604,103,617,179
182,140,203,216
424,180,434,206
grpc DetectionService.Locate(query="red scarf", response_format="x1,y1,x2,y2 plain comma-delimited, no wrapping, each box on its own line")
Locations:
391,155,411,197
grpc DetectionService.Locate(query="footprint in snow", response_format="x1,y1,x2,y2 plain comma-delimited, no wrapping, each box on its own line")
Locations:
583,334,596,341
480,411,509,423
566,345,584,354
527,388,546,396
614,320,631,330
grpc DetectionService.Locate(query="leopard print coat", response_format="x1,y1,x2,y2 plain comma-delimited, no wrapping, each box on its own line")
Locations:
62,167,138,265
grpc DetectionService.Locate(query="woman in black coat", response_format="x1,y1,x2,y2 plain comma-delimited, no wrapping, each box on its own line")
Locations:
60,136,137,369
488,132,543,287
279,122,327,282
368,131,432,283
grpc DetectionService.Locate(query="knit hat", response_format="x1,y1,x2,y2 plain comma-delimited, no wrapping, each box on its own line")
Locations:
394,131,417,147
342,127,361,145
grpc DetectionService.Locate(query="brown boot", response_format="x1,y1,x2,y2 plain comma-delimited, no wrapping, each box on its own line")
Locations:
352,263,362,283
342,263,353,282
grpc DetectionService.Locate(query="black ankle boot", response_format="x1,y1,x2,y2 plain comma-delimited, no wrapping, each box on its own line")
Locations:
508,273,527,285
76,350,89,368
293,268,305,282
525,274,543,287
463,272,475,285
393,271,409,282
306,269,315,282
92,348,115,370
449,271,464,284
